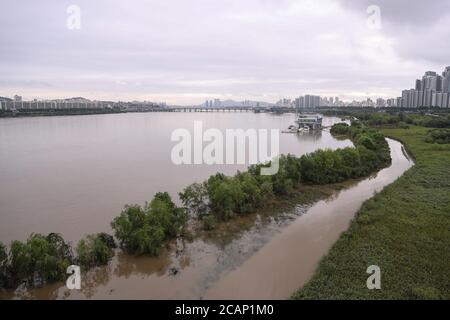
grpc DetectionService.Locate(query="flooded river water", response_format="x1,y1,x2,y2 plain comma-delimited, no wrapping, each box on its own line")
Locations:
0,113,412,299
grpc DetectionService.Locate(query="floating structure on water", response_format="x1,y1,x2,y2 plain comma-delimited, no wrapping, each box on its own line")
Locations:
296,114,323,130
282,114,323,133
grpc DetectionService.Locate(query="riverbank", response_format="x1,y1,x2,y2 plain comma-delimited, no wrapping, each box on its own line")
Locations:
293,126,450,299
0,108,128,118
204,138,411,299
0,182,346,299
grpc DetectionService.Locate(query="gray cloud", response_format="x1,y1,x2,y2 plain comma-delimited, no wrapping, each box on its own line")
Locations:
337,0,450,64
0,0,448,104
338,0,450,26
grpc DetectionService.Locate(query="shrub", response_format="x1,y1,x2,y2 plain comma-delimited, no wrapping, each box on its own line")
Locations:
355,134,376,151
76,233,115,269
330,123,350,135
179,182,209,218
0,242,8,288
176,123,391,226
206,174,244,220
146,192,187,238
111,193,187,256
409,286,443,300
398,121,409,129
5,233,73,288
299,149,348,184
235,172,263,214
202,215,217,231
269,155,302,194
336,147,362,178
425,129,450,144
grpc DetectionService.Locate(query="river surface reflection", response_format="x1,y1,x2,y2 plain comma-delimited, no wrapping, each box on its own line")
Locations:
0,113,410,300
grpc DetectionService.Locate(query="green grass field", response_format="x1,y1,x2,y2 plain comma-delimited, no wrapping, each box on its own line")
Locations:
293,126,450,299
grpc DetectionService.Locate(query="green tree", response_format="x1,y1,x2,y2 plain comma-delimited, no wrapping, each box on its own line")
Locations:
235,172,262,214
146,192,187,238
0,242,8,288
111,205,146,250
337,147,362,178
8,240,31,285
76,233,115,269
179,182,209,218
271,165,294,194
111,193,187,256
6,233,73,287
201,215,217,231
330,123,350,135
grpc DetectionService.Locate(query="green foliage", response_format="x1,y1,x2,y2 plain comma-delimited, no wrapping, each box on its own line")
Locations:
179,182,209,218
270,155,300,195
330,123,350,135
336,147,362,178
2,233,73,288
111,192,187,255
0,242,8,288
356,134,376,150
97,232,116,249
201,215,217,231
146,192,187,238
300,149,345,184
293,126,450,299
76,233,116,269
0,231,114,290
178,123,391,226
206,173,244,220
354,111,450,129
425,128,450,144
235,172,263,214
300,124,390,185
398,121,410,129
408,286,443,300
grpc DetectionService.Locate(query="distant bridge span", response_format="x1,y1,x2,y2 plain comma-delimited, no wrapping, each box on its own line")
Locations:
170,106,263,112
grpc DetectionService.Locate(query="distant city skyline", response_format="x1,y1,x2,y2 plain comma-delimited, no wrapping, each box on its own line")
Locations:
3,64,450,109
1,1,450,104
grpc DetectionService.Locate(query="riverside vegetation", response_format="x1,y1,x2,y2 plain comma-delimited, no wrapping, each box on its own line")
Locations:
179,122,390,227
0,121,391,291
293,116,450,299
0,233,115,289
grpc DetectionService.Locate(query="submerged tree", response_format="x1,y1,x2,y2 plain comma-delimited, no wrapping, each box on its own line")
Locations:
111,192,187,256
4,233,74,288
179,182,209,218
0,242,8,288
76,233,116,269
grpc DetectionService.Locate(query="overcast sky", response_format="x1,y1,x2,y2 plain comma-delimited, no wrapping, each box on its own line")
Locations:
1,0,449,105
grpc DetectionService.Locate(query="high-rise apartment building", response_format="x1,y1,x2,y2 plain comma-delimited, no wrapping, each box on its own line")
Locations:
443,66,450,93
415,79,422,91
398,67,450,108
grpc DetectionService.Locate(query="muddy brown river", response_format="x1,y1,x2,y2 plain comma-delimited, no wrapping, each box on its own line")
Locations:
0,113,350,243
0,113,413,299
